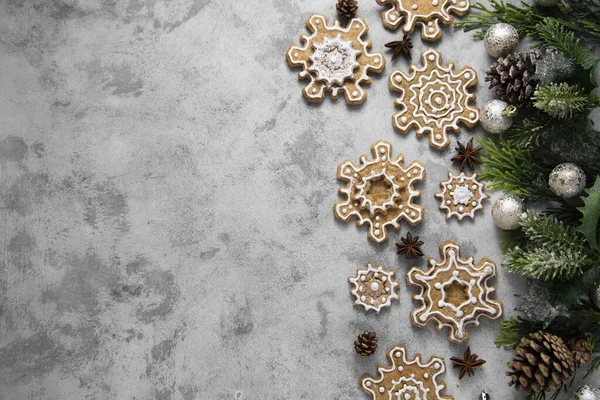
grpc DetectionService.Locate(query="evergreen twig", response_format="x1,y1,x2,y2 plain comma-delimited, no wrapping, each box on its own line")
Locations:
504,118,555,148
532,83,590,118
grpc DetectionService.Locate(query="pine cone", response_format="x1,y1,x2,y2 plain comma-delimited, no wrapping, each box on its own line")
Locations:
568,335,593,366
354,331,378,356
336,0,358,19
485,50,541,108
506,331,575,394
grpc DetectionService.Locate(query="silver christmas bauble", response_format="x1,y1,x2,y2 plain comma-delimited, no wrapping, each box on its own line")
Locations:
549,163,587,198
480,100,517,134
571,385,600,400
484,23,519,57
492,194,525,230
535,0,559,6
479,390,491,400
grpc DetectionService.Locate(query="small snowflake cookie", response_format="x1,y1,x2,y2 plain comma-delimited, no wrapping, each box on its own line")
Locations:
406,241,503,344
334,140,425,243
435,171,489,220
286,14,385,104
359,345,453,400
389,49,479,150
376,0,470,41
349,262,400,313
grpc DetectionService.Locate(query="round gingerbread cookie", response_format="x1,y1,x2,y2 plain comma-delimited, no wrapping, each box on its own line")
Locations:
435,171,490,220
349,262,400,313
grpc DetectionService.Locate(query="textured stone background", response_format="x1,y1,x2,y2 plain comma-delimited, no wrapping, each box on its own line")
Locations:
0,0,598,399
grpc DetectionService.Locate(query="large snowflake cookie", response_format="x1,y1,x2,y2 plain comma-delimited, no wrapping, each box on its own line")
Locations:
359,345,453,400
286,14,385,104
334,140,425,243
389,49,479,150
349,262,400,313
376,0,470,41
435,171,489,220
407,241,503,344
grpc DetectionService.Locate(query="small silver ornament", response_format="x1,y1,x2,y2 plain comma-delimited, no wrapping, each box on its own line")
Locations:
480,100,517,134
492,193,525,230
549,163,587,198
484,23,519,57
479,390,491,400
571,385,600,400
590,283,600,309
535,0,559,7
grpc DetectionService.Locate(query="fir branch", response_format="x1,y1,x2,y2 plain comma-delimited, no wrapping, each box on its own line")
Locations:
477,138,549,199
532,83,591,118
494,316,540,348
584,355,600,379
503,212,587,280
534,18,597,70
504,117,556,148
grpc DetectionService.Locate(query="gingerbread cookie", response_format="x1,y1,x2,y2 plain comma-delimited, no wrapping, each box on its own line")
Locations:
407,241,503,344
349,262,400,313
435,171,490,220
286,14,385,104
359,345,453,400
389,49,479,150
334,140,425,243
376,0,470,41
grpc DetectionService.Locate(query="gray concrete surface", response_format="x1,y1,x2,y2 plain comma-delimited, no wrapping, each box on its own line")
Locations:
0,0,597,399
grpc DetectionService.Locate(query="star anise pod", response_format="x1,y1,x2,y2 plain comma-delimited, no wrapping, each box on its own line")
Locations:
385,35,413,61
395,232,423,259
451,138,482,172
450,347,486,380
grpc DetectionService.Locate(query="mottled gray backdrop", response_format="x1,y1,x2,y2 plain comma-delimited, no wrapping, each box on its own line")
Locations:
0,0,597,399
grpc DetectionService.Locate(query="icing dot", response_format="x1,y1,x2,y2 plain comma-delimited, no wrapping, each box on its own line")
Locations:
345,168,350,174
385,287,390,292
446,200,451,204
453,271,459,277
428,54,435,61
355,24,361,29
400,116,407,123
382,276,387,282
395,351,402,358
352,90,359,97
342,208,347,213
400,177,405,182
379,387,385,394
294,52,299,57
374,57,379,63
413,169,419,174
428,22,433,26
381,297,386,302
472,184,478,189
382,156,387,161
375,223,380,228
434,282,442,289
316,20,320,24
447,184,453,190
398,366,404,371
349,205,353,209
434,362,441,369
354,202,359,206
460,0,466,5
420,314,427,322
424,373,429,379
459,177,465,184
370,282,380,291
374,272,379,278
396,75,402,83
407,173,412,178
435,134,442,140
370,299,376,305
399,204,403,209
366,382,371,387
410,211,416,217
361,295,366,301
432,0,439,4
471,297,478,304
437,300,444,307
390,14,397,21
375,215,380,220
469,112,476,119
456,310,464,317
405,394,411,400
464,72,471,79
412,3,418,9
380,147,385,153
360,276,366,281
359,286,364,292
435,96,443,105
459,206,465,212
429,27,434,32
374,229,380,235
312,88,317,93
471,201,477,207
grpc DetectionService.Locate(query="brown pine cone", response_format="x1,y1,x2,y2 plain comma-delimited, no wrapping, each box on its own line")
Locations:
568,335,593,366
354,331,377,356
485,50,541,109
336,0,358,19
506,331,575,394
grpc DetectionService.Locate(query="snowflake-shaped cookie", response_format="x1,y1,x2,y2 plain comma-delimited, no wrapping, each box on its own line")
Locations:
286,14,385,104
377,0,470,41
389,49,479,150
407,241,503,344
349,262,400,313
334,140,425,243
435,171,489,220
359,345,453,400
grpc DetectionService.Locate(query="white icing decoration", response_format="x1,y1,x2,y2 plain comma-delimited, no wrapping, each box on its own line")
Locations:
349,262,400,313
389,49,480,150
435,171,490,220
406,241,503,343
308,34,360,86
360,346,449,400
